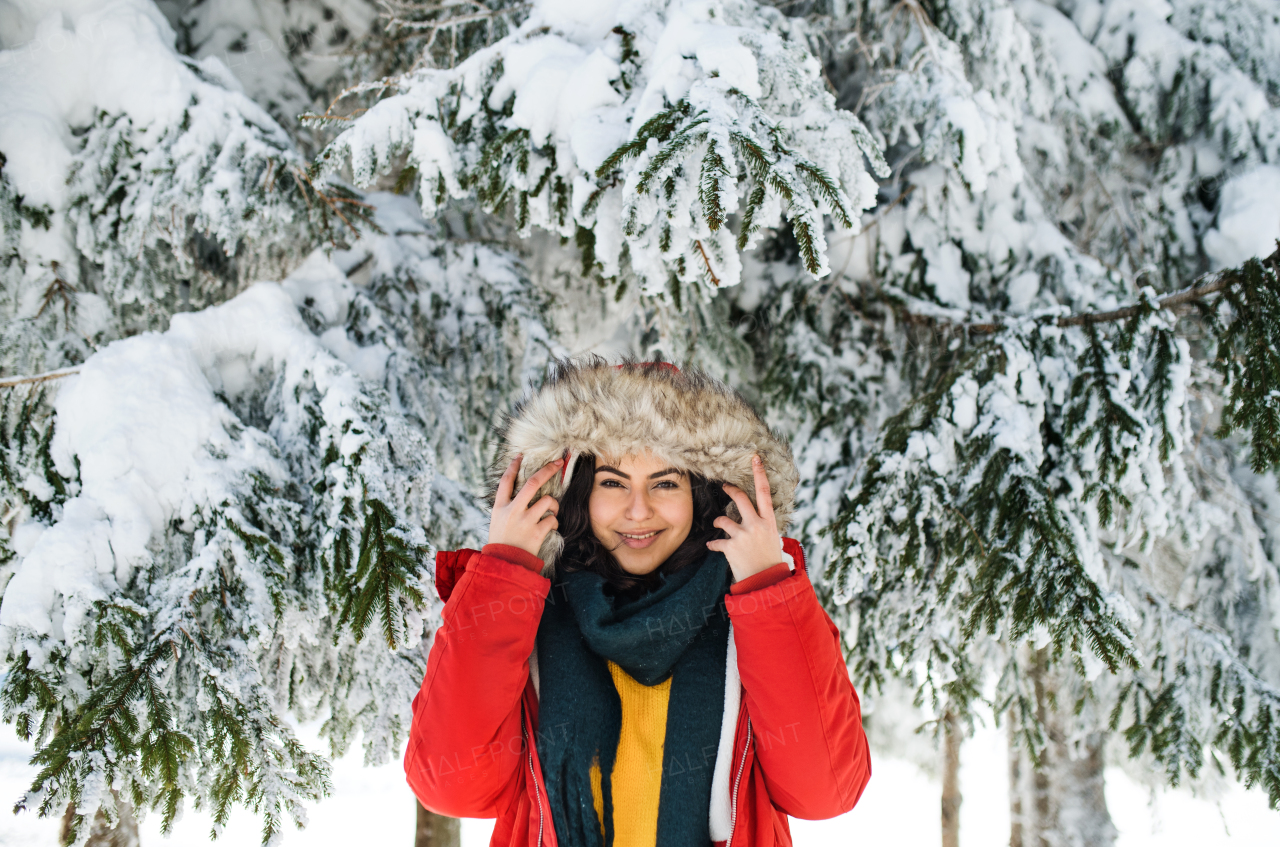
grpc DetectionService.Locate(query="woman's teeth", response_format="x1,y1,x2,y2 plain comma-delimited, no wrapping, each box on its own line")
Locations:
620,531,658,539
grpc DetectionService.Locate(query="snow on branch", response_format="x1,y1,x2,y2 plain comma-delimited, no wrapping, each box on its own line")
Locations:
960,248,1280,334
1115,568,1280,806
0,0,366,384
0,279,429,843
961,250,1280,475
714,0,1280,808
319,0,888,300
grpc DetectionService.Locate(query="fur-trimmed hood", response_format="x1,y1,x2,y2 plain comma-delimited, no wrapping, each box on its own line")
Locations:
489,357,799,572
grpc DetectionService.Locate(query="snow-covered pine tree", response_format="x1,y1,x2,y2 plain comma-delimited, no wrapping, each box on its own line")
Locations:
329,1,1280,842
721,1,1280,842
5,1,1280,846
0,2,554,844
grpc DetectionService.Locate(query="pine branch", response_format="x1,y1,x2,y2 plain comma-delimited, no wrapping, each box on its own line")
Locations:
595,103,693,178
1114,572,1280,806
964,248,1280,334
1064,325,1144,527
1210,252,1280,471
336,499,428,649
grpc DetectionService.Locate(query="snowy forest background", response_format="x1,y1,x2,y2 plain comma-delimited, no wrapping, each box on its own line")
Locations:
0,0,1278,846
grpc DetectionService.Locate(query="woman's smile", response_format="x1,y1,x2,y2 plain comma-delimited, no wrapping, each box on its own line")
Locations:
617,528,664,548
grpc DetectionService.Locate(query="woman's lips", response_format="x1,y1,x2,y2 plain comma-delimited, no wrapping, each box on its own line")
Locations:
617,529,664,549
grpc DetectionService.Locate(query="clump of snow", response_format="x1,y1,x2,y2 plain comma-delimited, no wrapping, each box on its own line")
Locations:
1203,166,1280,269
1006,271,1040,313
492,38,624,150
537,0,623,42
924,241,972,309
951,376,980,433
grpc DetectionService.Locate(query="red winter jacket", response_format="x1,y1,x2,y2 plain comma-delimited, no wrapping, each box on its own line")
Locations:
404,537,871,847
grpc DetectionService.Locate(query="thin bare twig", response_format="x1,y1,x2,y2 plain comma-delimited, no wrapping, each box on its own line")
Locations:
263,158,278,194
0,367,81,389
300,79,396,124
384,4,528,33
36,262,75,321
695,240,721,287
375,1,529,68
947,505,988,557
290,167,381,248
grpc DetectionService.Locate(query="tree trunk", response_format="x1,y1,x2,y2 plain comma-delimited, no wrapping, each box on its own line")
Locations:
61,797,139,847
1009,717,1023,847
415,801,461,847
941,709,962,847
1008,651,1117,847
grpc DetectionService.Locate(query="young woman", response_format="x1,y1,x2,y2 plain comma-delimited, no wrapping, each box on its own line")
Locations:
405,359,871,847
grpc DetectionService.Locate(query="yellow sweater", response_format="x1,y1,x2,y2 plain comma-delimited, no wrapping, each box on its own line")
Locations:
588,659,672,847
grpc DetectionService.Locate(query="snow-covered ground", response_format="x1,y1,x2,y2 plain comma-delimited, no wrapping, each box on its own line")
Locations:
1,718,1273,846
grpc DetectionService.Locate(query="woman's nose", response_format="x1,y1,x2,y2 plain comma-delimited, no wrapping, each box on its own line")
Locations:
625,488,654,521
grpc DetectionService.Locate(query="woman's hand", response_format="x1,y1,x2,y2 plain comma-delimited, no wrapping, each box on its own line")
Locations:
488,454,563,558
707,454,787,583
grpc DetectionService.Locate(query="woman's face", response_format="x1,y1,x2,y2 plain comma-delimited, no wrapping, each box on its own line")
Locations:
588,450,693,576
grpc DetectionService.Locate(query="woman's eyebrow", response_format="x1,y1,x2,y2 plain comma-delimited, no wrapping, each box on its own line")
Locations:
594,466,684,480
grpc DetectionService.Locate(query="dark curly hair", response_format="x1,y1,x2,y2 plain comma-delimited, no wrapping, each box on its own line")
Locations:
557,453,733,603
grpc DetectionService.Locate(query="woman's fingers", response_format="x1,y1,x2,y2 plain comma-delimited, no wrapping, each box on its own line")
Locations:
713,515,742,536
721,482,759,523
512,458,564,510
752,454,776,527
530,493,560,517
487,455,568,556
496,454,523,507
711,460,786,583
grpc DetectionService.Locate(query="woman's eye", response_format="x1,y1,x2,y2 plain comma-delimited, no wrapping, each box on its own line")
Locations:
601,479,624,488
655,480,678,489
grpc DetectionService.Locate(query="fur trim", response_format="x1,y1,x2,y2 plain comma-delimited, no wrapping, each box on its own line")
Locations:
489,357,799,572
708,622,741,841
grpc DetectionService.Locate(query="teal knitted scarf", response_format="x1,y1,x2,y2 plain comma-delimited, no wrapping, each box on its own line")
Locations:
535,551,732,847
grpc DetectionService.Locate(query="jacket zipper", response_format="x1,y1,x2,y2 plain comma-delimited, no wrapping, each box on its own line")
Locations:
724,539,795,847
727,545,793,847
724,540,798,847
726,716,752,847
522,708,545,847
